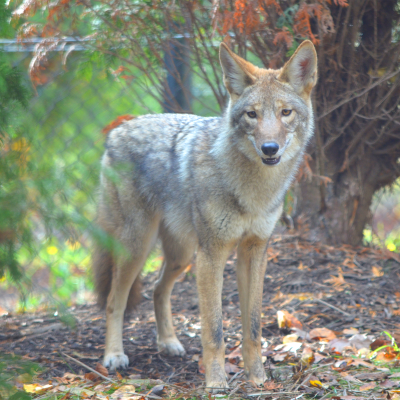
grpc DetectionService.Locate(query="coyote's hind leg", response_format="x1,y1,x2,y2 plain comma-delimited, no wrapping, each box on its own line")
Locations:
104,215,159,371
154,225,195,356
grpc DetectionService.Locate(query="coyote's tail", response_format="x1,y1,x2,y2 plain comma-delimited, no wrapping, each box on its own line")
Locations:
92,245,141,312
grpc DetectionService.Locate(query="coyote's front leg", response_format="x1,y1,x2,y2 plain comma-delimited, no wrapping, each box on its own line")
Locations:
196,246,231,392
236,237,269,385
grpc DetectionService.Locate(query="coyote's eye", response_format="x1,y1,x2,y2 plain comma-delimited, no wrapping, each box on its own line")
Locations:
247,111,257,118
282,109,292,116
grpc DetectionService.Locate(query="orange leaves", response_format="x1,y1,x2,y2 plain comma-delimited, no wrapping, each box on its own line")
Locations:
233,0,246,33
14,0,72,21
292,1,347,45
214,0,282,36
277,310,302,330
324,268,350,289
294,3,323,46
84,363,109,381
213,0,346,40
102,115,135,135
18,22,39,39
359,381,376,391
309,327,337,341
232,0,262,35
13,0,43,19
333,0,349,6
273,28,293,48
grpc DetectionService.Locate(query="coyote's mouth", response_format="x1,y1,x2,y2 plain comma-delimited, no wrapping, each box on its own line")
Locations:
262,156,281,165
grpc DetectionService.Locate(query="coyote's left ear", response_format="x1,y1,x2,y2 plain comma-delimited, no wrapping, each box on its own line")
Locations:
278,40,318,97
219,43,257,98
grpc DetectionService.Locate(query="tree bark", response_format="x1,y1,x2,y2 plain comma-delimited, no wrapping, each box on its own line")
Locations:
294,152,386,246
293,0,400,246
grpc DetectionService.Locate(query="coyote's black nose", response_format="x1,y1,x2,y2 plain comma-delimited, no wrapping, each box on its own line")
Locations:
261,142,279,156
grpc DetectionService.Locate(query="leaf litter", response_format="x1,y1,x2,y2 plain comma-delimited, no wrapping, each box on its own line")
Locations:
1,234,400,399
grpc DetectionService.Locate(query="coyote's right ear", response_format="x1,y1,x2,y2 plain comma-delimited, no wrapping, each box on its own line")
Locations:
219,43,256,98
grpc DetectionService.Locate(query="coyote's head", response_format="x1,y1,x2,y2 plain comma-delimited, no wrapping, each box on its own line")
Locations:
219,41,317,166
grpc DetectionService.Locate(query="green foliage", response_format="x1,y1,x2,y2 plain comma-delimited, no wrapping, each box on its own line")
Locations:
0,353,41,399
0,0,14,38
0,47,167,309
370,331,399,359
0,34,31,281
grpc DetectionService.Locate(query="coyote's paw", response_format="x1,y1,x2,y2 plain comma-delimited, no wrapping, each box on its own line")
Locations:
205,361,229,393
205,380,229,393
246,362,266,386
103,352,129,371
158,338,186,357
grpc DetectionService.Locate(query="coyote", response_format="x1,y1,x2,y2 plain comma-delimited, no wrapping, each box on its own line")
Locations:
93,40,317,391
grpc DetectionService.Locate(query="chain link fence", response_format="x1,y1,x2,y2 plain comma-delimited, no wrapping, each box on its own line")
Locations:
0,42,219,312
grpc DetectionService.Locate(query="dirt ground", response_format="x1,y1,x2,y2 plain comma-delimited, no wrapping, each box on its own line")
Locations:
1,234,400,393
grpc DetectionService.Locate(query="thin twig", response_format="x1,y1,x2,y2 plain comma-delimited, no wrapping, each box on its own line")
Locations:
228,370,243,384
61,352,116,383
247,391,302,396
58,352,77,374
295,373,312,392
313,298,352,317
317,69,400,120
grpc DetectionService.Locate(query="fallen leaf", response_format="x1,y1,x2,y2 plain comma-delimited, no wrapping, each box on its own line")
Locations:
341,397,367,400
349,334,371,350
292,327,310,340
150,385,164,396
313,353,327,364
70,387,96,396
198,357,205,374
381,380,399,388
272,353,288,362
355,372,388,381
263,380,282,389
300,346,314,365
359,381,376,391
84,371,99,381
111,385,137,399
375,350,398,362
324,271,349,288
309,380,323,388
225,362,240,374
372,265,384,277
304,375,320,386
96,362,109,377
279,342,303,353
328,338,351,353
343,328,359,335
24,384,40,393
226,346,242,362
352,359,376,369
370,338,390,351
276,310,302,329
340,372,361,383
309,327,336,341
61,372,82,381
390,372,400,378
283,333,299,344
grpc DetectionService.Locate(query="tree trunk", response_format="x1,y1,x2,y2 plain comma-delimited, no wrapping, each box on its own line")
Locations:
294,153,383,246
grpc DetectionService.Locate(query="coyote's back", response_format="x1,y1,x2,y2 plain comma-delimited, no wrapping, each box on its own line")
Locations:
92,40,317,391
